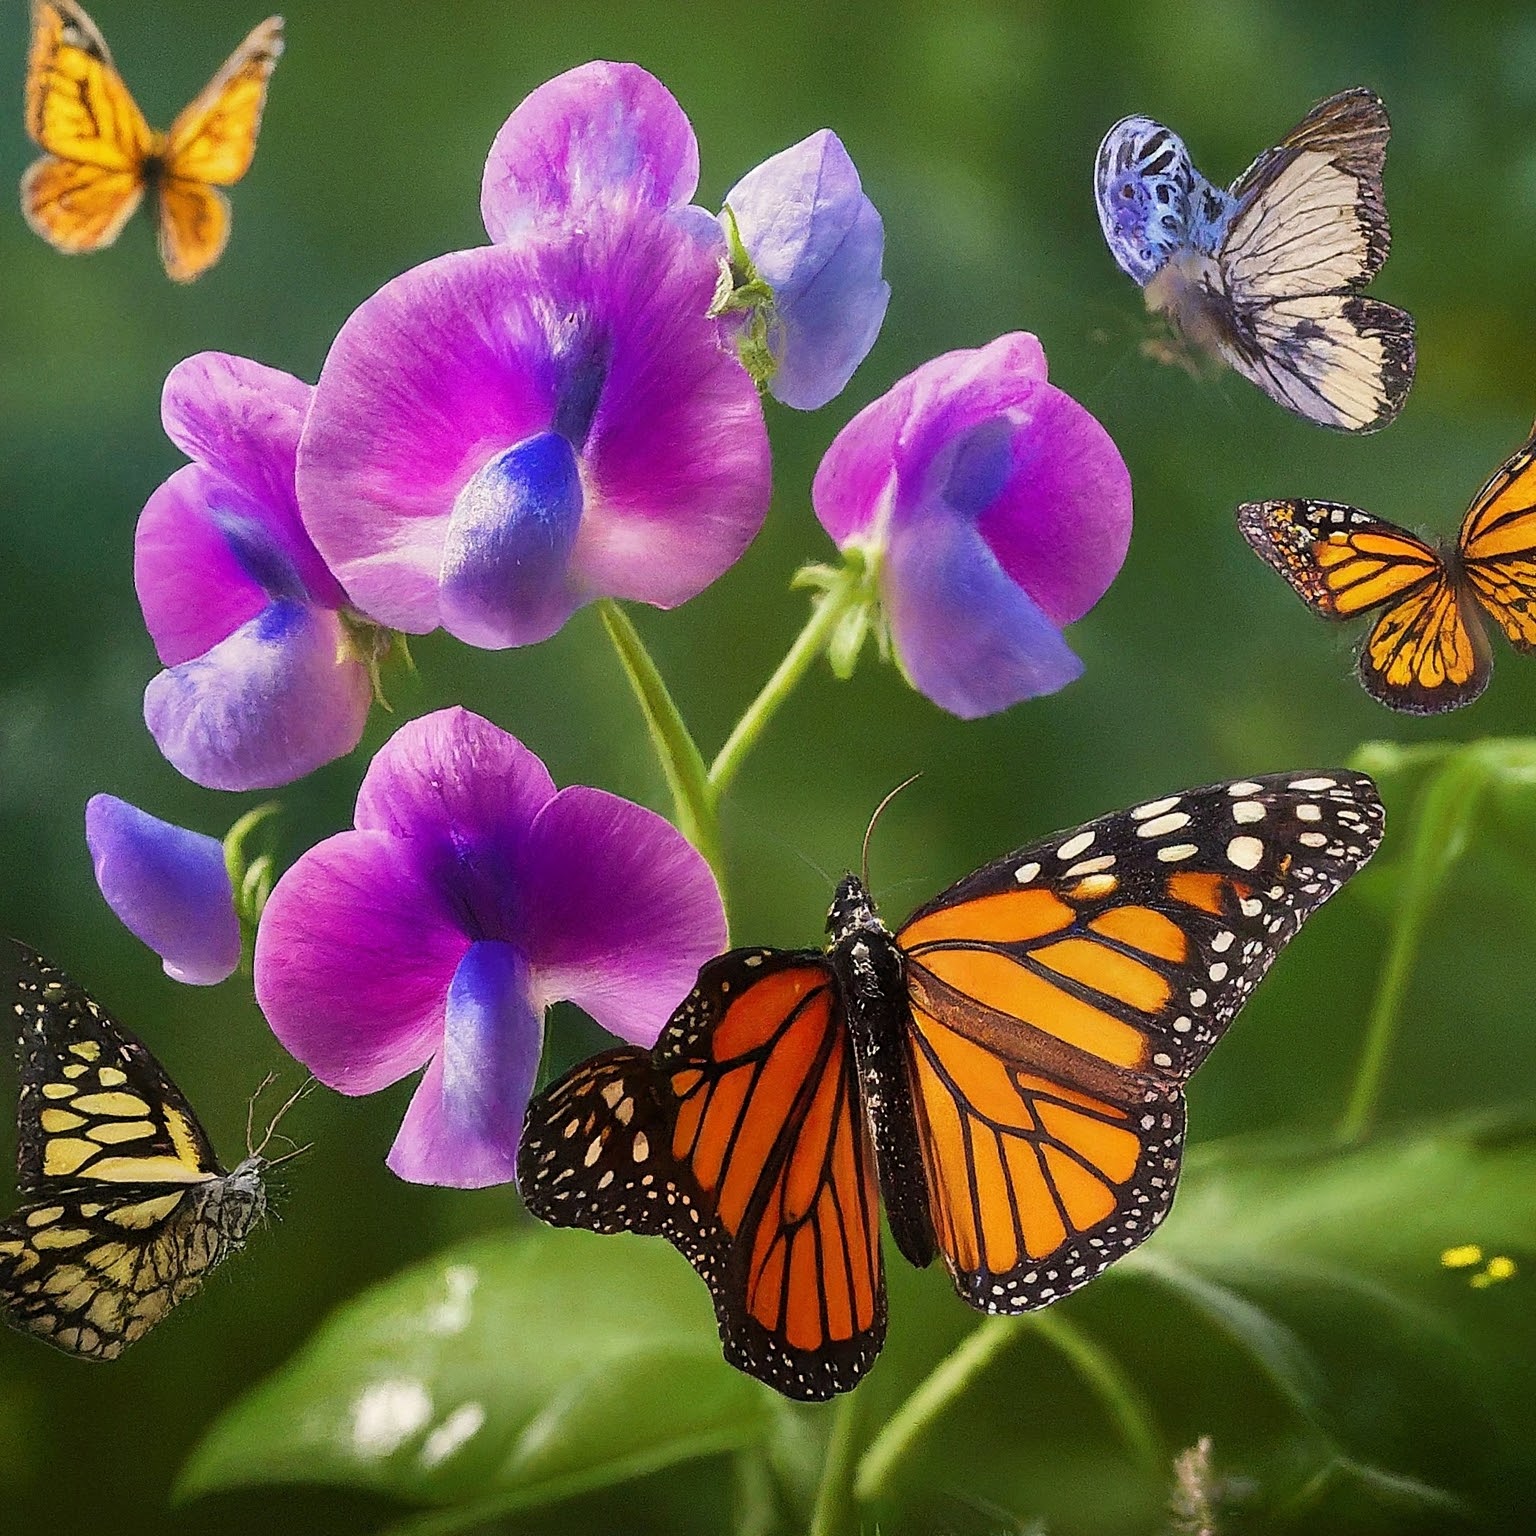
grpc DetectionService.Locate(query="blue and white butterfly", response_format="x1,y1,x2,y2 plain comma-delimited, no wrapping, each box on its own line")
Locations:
1094,89,1415,433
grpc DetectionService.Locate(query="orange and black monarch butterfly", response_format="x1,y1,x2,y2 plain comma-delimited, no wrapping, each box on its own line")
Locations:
21,0,283,282
1238,423,1536,713
519,771,1384,1400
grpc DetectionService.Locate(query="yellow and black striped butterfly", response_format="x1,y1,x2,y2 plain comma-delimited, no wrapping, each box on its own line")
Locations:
1238,423,1536,713
0,943,296,1359
21,0,283,282
1095,88,1415,432
519,771,1384,1399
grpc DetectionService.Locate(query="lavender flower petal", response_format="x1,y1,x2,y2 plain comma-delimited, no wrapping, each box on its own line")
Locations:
882,507,1085,719
85,795,240,986
161,353,347,609
255,829,470,1093
144,599,372,791
438,431,584,649
726,130,890,409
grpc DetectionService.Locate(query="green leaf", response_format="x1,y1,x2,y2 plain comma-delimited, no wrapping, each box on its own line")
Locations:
178,1224,777,1521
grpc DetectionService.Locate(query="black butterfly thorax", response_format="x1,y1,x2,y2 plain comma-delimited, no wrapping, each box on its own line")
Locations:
824,875,936,1270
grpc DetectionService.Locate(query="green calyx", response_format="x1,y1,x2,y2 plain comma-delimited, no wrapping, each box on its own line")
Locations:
338,609,415,711
793,543,889,681
710,204,779,393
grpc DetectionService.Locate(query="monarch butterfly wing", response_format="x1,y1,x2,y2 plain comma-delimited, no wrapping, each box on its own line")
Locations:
1458,429,1536,653
1237,499,1485,713
519,950,885,1401
1237,498,1443,618
1214,88,1413,432
8,941,222,1195
2,943,262,1359
162,16,284,186
22,0,152,255
149,15,281,283
894,771,1384,1312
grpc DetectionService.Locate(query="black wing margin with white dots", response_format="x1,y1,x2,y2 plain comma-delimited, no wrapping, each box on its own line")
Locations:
891,770,1383,1314
8,940,223,1194
518,948,887,1402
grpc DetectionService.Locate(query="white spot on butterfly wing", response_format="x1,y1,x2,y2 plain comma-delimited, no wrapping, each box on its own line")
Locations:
1227,836,1265,870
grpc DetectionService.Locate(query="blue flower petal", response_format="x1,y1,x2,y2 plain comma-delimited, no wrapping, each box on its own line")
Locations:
439,431,586,649
883,509,1084,719
726,130,889,410
144,599,372,791
386,940,540,1188
85,795,240,986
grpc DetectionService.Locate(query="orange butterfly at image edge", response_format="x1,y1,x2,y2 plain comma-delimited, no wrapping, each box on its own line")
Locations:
1238,422,1536,714
20,0,283,282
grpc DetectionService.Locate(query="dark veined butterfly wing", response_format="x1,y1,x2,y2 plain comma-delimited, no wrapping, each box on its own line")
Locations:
1457,426,1536,653
518,950,885,1401
1214,88,1415,433
1238,498,1490,713
0,943,269,1359
21,0,153,256
893,771,1384,1312
1099,89,1415,432
157,15,284,282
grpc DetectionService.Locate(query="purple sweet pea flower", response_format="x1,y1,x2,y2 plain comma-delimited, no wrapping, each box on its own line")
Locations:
724,129,890,410
813,334,1132,719
136,353,374,791
253,707,726,1188
85,795,241,986
482,60,711,241
297,209,771,649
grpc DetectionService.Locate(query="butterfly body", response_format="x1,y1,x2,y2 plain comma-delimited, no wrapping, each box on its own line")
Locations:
21,0,283,282
1094,89,1414,432
0,944,275,1360
521,772,1384,1399
1239,430,1536,712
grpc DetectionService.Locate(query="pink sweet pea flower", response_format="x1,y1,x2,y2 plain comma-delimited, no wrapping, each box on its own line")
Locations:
254,708,726,1189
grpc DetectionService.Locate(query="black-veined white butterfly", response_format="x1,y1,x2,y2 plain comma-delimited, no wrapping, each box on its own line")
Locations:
1094,89,1415,433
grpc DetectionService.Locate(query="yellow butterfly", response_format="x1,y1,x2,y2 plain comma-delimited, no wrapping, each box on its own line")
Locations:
0,943,304,1359
21,0,283,282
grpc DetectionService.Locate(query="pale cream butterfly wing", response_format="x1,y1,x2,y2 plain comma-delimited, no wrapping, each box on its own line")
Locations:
1212,87,1415,433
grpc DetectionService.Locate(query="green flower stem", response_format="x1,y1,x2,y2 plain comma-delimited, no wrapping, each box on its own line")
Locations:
1028,1308,1161,1472
807,1390,862,1536
707,572,863,807
1337,751,1488,1146
855,1309,1159,1506
598,600,721,882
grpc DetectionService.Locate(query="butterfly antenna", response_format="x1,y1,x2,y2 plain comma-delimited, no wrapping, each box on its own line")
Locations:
263,1138,314,1172
245,1070,280,1158
862,773,922,891
252,1075,316,1161
791,844,834,890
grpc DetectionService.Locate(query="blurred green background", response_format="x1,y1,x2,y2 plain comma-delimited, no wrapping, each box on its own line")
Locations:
4,0,1536,1532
